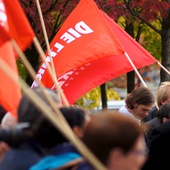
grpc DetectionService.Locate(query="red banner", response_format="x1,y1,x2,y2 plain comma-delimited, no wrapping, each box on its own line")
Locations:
0,0,21,117
32,0,124,89
0,26,10,46
2,0,35,52
32,0,157,105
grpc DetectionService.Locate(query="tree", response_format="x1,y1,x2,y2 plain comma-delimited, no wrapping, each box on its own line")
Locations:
111,0,170,83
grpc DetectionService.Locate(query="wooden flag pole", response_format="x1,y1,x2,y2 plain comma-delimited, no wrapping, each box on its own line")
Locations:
33,37,69,106
35,0,57,82
10,39,76,134
124,51,147,87
157,61,170,75
30,0,70,106
34,0,67,105
0,57,107,170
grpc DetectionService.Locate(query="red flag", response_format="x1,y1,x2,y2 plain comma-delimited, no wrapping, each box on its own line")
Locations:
2,0,35,52
32,0,157,104
0,0,21,117
0,26,10,46
32,0,124,88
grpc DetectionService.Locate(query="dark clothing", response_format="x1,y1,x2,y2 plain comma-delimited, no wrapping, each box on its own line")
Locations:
142,120,170,170
0,140,47,170
51,142,78,155
76,161,94,170
145,117,161,142
142,106,158,123
30,143,83,170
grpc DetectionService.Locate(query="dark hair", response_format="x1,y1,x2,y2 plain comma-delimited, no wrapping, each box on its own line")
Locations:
157,103,170,123
18,87,63,147
82,110,144,165
60,106,86,128
125,87,155,109
18,88,87,148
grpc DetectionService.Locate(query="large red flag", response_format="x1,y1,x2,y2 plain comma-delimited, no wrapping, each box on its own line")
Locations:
32,0,124,88
2,0,35,52
32,0,157,104
0,0,21,117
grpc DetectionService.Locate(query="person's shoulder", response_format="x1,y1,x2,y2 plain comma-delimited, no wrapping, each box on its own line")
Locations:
146,117,160,127
149,120,170,141
149,106,158,115
76,161,94,170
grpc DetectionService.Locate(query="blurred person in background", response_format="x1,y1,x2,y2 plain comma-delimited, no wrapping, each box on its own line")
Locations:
142,81,170,122
77,110,147,170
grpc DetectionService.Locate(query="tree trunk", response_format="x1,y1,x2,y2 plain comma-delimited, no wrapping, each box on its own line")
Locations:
127,71,135,93
160,9,170,82
125,22,135,93
24,44,40,86
100,83,107,109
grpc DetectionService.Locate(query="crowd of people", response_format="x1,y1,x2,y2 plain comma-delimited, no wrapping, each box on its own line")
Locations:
0,82,170,170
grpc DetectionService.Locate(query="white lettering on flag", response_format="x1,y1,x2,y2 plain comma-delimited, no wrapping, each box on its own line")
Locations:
0,1,7,26
31,21,94,88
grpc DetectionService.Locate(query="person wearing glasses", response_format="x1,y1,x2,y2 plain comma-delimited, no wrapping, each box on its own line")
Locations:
77,111,147,170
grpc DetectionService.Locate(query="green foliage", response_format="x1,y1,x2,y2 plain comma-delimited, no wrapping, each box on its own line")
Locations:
16,59,27,80
117,16,161,60
141,22,161,60
75,86,120,110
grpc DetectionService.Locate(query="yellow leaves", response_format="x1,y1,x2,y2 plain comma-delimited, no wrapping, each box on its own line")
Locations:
75,86,120,110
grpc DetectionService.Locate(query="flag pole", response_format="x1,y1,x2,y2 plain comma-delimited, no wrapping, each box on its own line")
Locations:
10,39,75,130
124,52,147,87
157,61,170,75
34,0,69,106
35,0,57,79
33,37,69,106
0,57,107,170
124,52,159,109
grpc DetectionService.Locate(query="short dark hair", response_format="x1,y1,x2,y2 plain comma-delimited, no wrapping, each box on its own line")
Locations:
18,87,62,148
125,87,155,109
157,103,170,123
60,106,86,128
18,88,87,148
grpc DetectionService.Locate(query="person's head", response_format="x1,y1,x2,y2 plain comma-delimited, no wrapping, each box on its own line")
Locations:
157,103,170,123
82,110,147,170
18,87,63,148
125,87,155,119
156,81,170,108
18,88,89,148
58,105,90,139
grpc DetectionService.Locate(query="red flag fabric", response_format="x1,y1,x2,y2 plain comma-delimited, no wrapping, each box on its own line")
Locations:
100,10,157,69
32,0,157,104
0,26,10,46
0,0,21,117
31,0,124,88
2,0,35,52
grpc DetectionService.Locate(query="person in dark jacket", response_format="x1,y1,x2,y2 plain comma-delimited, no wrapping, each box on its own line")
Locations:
0,87,61,170
145,103,170,142
142,119,170,170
